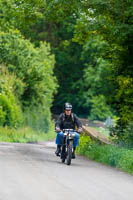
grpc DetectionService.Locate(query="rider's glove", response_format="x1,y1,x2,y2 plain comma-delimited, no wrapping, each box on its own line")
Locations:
78,127,83,133
55,127,61,132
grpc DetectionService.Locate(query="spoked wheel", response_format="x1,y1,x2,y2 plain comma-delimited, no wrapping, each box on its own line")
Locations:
66,140,73,165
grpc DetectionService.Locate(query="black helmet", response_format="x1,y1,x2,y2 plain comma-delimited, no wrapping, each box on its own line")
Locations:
64,102,72,110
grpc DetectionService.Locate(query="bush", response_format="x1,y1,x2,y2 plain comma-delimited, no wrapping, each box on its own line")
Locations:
0,105,6,126
76,134,91,155
110,122,133,148
77,136,133,174
0,93,23,127
122,123,133,147
0,66,23,127
118,150,133,174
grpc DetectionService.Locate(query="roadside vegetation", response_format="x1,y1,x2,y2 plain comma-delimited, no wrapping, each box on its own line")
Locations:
0,124,56,143
0,32,57,142
0,0,133,170
0,1,58,142
77,135,133,175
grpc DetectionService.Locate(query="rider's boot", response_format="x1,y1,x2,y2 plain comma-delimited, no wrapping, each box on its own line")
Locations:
72,147,76,159
55,145,61,156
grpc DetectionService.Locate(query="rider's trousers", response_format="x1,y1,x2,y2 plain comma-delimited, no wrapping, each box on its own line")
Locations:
56,131,80,147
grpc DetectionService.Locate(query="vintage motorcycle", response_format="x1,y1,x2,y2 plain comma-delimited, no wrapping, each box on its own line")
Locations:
60,129,76,165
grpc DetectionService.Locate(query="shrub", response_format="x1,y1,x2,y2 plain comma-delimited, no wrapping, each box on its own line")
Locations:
76,134,91,155
0,93,23,127
0,105,6,126
77,135,133,174
111,122,133,148
118,150,133,174
0,66,23,127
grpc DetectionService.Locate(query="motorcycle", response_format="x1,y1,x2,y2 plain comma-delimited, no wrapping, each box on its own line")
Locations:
60,129,76,165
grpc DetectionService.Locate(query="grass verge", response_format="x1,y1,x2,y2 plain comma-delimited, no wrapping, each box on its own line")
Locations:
0,126,56,143
76,135,133,175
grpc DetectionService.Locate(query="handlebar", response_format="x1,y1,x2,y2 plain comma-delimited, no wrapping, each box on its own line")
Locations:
55,128,82,133
62,129,76,132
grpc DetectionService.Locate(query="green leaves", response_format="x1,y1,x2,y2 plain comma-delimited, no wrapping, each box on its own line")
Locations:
1,0,133,142
0,30,57,107
73,1,133,125
0,0,44,34
0,0,59,131
0,66,23,127
0,29,57,131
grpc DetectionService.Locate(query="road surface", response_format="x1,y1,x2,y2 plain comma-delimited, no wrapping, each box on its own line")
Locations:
0,141,133,200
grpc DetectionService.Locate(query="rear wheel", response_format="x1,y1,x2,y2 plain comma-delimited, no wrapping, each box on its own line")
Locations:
66,140,73,165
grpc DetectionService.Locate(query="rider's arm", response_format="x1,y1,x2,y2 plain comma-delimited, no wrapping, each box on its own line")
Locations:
55,113,63,129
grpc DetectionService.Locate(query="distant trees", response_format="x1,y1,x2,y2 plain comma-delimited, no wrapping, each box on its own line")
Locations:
73,0,133,125
73,0,133,144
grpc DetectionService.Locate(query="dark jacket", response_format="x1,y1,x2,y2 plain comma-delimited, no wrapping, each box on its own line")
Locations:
55,113,82,130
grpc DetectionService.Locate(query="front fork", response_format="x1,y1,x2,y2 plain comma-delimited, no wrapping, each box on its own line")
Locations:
61,137,67,158
61,136,74,157
66,138,74,154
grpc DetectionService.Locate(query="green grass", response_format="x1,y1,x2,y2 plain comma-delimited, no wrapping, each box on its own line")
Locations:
0,126,56,143
77,135,133,175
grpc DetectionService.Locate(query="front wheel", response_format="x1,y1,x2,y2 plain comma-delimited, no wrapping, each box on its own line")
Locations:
66,140,73,165
61,146,66,163
62,157,65,163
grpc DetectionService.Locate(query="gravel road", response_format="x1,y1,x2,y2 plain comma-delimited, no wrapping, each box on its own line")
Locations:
0,141,133,200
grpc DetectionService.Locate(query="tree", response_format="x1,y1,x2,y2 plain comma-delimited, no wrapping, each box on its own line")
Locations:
0,0,45,34
0,30,57,130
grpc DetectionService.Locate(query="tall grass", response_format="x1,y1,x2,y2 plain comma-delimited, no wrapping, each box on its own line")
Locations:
77,135,133,175
0,125,56,143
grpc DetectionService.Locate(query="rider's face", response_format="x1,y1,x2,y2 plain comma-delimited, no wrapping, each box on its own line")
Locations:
65,109,72,116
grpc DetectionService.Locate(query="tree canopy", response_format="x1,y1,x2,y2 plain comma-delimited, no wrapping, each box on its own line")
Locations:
0,0,133,144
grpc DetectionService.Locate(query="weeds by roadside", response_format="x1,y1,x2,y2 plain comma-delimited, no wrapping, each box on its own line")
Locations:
77,135,133,175
0,126,56,143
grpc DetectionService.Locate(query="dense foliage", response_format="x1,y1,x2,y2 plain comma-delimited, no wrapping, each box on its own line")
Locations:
32,0,132,145
0,30,56,108
0,0,133,145
0,66,23,127
0,1,57,133
73,0,133,143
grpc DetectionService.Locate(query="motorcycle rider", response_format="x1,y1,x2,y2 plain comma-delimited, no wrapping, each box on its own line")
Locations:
55,102,83,158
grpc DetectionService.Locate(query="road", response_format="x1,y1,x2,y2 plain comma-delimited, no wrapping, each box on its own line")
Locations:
0,141,133,200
